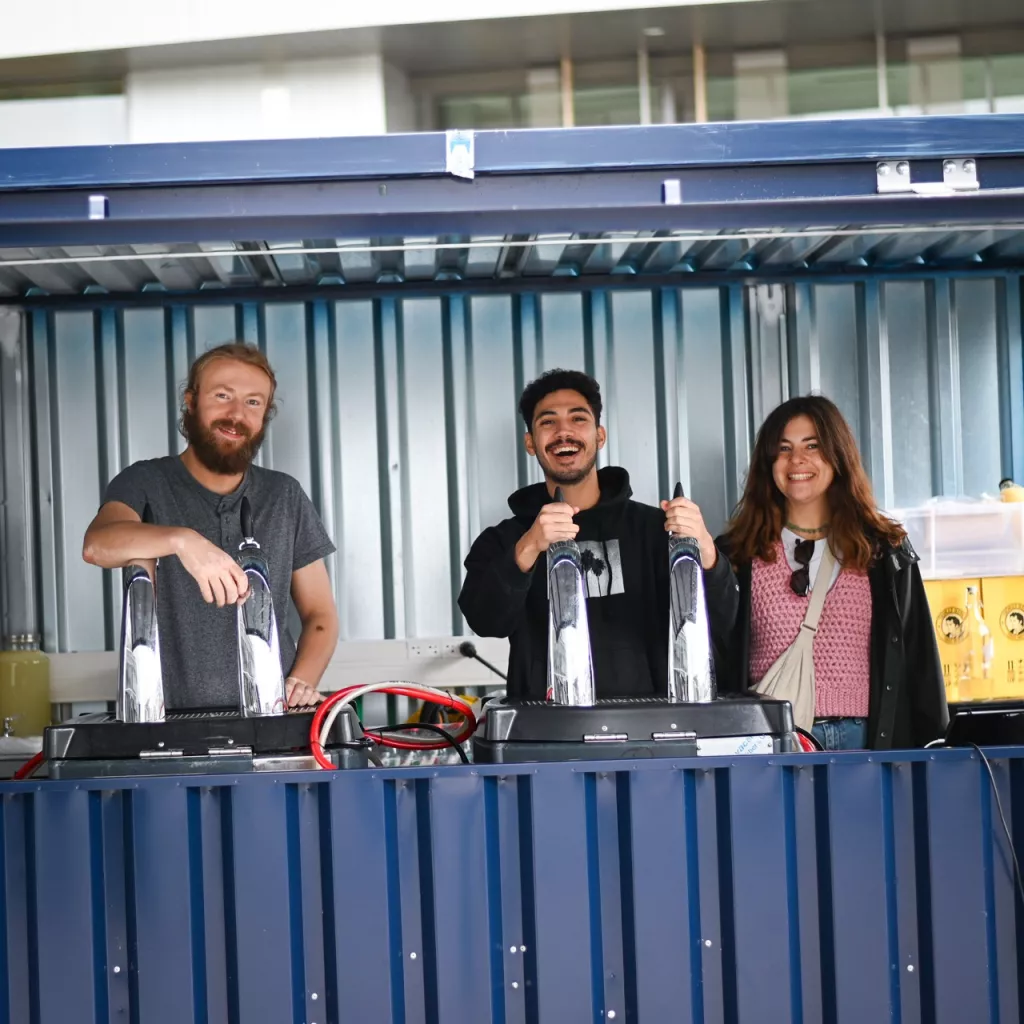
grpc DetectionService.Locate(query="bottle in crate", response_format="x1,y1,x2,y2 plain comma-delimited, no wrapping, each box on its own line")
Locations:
959,587,994,701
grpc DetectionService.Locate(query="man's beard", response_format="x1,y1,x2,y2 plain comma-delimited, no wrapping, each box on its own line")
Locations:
538,446,598,486
182,407,265,475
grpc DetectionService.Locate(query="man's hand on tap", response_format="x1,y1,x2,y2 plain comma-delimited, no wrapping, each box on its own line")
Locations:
174,530,251,607
514,500,580,572
286,676,322,707
660,496,718,570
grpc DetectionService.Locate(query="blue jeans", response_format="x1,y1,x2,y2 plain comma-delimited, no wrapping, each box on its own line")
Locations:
812,717,868,751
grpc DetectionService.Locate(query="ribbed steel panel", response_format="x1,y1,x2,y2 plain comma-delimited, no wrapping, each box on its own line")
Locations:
0,749,1019,1024
5,227,1024,296
3,272,1023,651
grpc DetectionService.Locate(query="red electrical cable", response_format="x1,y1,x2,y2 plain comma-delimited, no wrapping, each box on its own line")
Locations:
311,691,344,769
310,685,477,770
365,712,476,750
13,752,45,780
796,732,818,753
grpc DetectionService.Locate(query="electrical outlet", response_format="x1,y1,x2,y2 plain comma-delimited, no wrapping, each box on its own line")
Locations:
406,641,440,659
406,639,463,659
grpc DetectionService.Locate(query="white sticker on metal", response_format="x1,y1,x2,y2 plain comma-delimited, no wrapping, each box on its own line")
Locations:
696,734,774,756
446,130,475,180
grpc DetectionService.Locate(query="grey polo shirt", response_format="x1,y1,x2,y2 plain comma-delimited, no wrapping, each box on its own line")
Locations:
104,456,336,709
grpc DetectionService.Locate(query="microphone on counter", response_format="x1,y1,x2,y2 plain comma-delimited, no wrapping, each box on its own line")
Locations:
459,641,508,681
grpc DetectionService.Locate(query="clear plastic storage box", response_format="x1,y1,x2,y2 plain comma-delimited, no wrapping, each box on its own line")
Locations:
888,500,1024,580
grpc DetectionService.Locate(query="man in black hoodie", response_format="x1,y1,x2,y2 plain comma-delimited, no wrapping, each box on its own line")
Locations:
458,369,718,700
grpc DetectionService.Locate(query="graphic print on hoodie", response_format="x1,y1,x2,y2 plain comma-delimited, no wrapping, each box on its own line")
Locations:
573,542,624,597
459,467,670,700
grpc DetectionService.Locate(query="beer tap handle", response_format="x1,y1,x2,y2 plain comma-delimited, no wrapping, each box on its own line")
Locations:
673,482,684,500
554,487,565,504
240,496,254,542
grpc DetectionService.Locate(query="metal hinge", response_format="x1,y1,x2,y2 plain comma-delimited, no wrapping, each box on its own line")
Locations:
140,748,184,759
583,733,629,743
209,745,253,757
876,158,979,195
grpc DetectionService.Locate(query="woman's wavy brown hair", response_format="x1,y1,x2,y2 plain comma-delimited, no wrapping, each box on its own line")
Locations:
722,395,905,573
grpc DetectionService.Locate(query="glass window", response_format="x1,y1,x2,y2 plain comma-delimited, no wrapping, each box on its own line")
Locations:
887,37,990,116
704,42,878,122
649,55,694,124
0,79,122,102
706,75,736,123
573,60,640,127
888,57,991,115
574,85,640,127
788,65,879,119
426,67,560,131
993,53,1024,112
419,33,1024,132
437,94,524,131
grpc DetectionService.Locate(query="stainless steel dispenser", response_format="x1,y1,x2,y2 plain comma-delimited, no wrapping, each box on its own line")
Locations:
116,503,166,723
236,496,287,716
667,482,716,703
546,486,595,705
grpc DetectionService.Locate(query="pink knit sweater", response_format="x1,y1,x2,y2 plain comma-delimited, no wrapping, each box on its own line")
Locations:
749,543,872,719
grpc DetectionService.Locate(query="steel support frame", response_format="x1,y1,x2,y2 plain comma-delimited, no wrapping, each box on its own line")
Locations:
0,117,1023,247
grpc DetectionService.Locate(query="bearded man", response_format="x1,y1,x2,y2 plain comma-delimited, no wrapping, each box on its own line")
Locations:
83,343,337,709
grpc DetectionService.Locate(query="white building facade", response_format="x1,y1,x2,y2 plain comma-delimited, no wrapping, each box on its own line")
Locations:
1,0,1023,147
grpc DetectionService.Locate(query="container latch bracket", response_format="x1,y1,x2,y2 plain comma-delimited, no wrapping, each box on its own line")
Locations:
876,158,979,195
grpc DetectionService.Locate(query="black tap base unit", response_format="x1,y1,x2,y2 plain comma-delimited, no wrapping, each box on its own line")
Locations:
472,694,799,763
44,707,368,779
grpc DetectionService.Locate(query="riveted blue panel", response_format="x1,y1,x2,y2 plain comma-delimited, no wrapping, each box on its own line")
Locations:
823,760,899,1024
32,788,100,1023
0,794,32,1024
226,781,295,1024
131,785,196,1023
629,766,698,1023
323,772,395,1024
925,755,995,1024
527,768,595,1021
727,761,797,1023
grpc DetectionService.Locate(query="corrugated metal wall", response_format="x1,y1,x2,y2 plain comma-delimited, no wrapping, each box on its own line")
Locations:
1,750,1020,1024
3,272,1023,651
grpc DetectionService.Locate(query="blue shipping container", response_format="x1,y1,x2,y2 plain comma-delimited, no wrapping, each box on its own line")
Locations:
0,748,1020,1024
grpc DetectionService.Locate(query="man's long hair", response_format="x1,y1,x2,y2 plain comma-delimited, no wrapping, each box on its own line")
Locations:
722,395,905,572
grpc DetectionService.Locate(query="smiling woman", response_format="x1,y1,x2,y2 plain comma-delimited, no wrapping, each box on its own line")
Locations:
701,395,948,752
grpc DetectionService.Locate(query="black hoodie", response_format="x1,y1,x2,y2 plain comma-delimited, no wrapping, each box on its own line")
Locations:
458,467,670,700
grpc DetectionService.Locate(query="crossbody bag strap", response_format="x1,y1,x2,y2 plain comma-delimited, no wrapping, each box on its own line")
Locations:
801,542,837,635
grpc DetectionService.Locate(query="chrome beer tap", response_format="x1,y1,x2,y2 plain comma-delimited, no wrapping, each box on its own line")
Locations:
667,482,716,703
546,486,595,706
236,496,287,716
117,503,166,722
